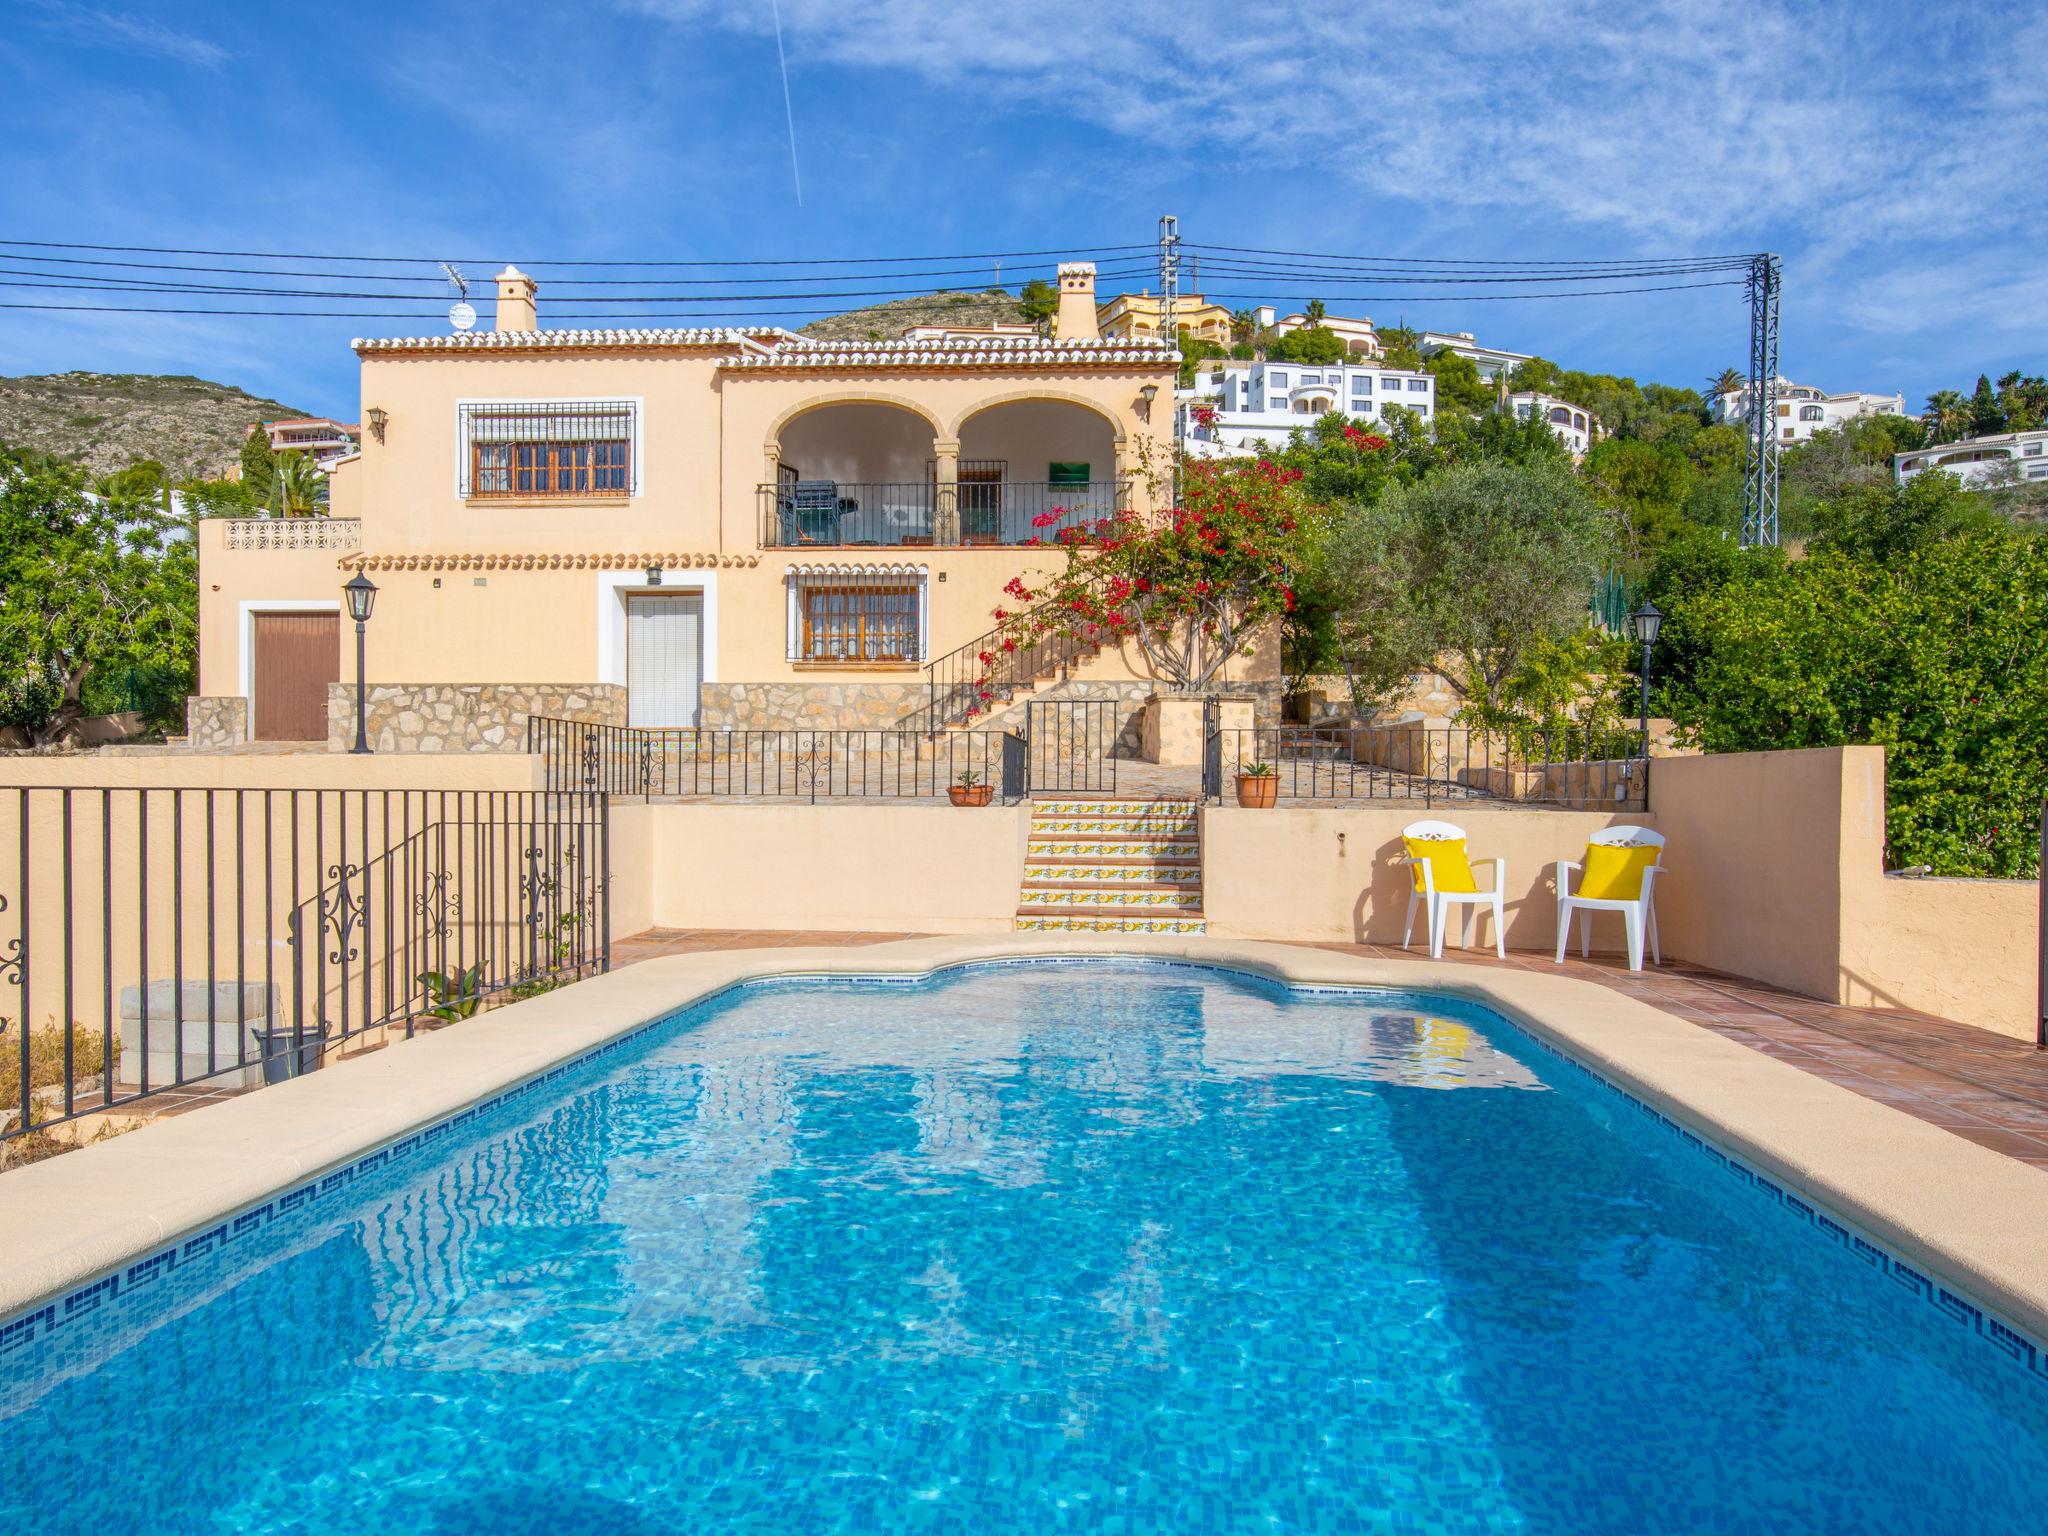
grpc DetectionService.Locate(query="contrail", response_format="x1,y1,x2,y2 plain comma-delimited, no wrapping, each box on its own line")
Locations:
768,0,803,206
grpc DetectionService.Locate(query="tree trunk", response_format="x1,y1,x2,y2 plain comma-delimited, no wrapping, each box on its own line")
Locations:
30,662,91,747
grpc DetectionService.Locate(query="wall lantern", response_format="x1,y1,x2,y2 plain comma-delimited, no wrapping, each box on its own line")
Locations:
646,566,663,587
366,406,388,443
1138,384,1159,419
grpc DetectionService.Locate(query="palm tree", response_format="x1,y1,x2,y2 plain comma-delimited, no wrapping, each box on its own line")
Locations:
1305,298,1327,325
271,453,329,517
1921,390,1971,444
1229,309,1256,347
1707,367,1745,401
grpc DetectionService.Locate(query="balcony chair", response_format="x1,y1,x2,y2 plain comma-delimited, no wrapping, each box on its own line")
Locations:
1398,819,1506,960
1554,826,1667,972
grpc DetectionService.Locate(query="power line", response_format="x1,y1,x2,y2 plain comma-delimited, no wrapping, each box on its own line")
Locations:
0,238,1156,267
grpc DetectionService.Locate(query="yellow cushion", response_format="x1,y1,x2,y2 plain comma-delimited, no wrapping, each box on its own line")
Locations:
1403,836,1478,894
1579,843,1658,901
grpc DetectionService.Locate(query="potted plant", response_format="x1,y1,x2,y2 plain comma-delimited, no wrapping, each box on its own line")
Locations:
1235,760,1278,808
948,767,994,808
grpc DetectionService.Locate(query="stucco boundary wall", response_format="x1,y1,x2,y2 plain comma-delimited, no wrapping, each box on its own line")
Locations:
5,936,2048,1363
1650,746,2036,1041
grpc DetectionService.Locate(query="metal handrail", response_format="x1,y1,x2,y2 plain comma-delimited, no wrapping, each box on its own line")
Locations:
899,568,1109,736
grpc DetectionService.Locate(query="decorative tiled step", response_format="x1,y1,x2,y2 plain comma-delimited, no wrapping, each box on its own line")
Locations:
1031,797,1199,817
1022,861,1203,886
1014,914,1210,935
1028,839,1198,862
1017,887,1201,911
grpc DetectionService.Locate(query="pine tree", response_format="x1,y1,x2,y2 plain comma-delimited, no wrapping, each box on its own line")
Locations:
1969,374,2006,436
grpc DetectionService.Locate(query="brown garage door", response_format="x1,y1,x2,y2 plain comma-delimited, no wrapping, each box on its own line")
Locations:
251,611,340,741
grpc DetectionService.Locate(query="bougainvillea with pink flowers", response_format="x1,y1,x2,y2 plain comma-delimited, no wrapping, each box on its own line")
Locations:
964,456,1316,716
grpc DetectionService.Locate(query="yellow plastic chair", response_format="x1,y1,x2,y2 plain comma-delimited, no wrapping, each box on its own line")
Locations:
1398,819,1506,960
1555,826,1667,971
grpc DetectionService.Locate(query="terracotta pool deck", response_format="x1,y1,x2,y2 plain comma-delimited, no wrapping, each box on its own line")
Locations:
612,928,2048,1173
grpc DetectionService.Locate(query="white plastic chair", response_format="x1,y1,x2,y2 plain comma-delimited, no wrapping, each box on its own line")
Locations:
1397,819,1506,960
1555,826,1667,972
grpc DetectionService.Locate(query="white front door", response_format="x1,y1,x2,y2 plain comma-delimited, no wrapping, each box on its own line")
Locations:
626,593,703,726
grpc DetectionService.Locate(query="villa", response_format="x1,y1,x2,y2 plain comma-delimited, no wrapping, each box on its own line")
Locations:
1895,425,2048,486
1508,390,1602,458
1710,375,1906,444
185,262,1282,747
1179,357,1437,455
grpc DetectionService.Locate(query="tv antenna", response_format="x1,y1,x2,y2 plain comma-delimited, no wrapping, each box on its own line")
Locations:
441,263,476,332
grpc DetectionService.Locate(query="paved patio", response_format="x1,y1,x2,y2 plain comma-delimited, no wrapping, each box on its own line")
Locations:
611,928,2048,1173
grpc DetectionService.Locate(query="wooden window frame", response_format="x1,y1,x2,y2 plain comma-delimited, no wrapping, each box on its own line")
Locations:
470,438,630,500
797,582,921,664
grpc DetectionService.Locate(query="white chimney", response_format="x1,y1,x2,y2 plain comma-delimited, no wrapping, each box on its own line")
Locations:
1055,262,1100,341
1254,305,1276,329
494,266,538,332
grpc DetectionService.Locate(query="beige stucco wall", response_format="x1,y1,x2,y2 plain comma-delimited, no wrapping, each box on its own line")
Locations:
643,803,1028,933
1203,803,1657,950
199,343,1183,723
1651,746,2038,1040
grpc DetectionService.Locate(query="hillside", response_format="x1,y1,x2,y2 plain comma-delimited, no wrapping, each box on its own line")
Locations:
0,372,314,479
798,289,1035,342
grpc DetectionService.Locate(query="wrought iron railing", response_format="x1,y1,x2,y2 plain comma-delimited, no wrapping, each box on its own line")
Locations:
527,717,1025,803
0,786,608,1148
899,570,1109,736
1026,699,1123,795
758,482,936,547
1204,724,1648,809
757,480,1126,549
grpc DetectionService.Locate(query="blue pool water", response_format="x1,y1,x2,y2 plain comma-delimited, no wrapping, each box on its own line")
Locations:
5,960,2047,1533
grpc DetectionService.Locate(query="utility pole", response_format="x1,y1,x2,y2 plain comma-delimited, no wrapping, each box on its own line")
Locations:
1740,252,1782,548
1159,214,1184,489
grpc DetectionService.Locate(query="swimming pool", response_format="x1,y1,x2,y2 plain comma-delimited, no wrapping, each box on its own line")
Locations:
4,958,2045,1533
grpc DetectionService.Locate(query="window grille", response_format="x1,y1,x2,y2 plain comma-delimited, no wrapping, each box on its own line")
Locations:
786,566,926,663
458,400,637,498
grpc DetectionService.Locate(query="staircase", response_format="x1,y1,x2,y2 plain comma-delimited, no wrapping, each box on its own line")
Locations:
1014,797,1207,935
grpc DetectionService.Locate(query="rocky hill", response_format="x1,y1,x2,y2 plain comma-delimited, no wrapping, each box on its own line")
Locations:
0,372,313,479
798,289,1036,342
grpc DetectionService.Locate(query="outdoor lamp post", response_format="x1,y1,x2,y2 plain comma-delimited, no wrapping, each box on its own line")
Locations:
344,572,378,755
1629,600,1663,751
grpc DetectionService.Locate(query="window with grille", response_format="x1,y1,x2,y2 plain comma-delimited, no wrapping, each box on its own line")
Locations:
788,570,925,663
459,401,637,498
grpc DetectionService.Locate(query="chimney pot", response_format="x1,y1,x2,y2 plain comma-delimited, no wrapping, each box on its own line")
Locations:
494,265,538,332
1054,262,1099,341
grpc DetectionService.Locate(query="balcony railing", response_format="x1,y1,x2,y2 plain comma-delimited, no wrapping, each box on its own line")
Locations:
221,518,361,551
758,481,1126,548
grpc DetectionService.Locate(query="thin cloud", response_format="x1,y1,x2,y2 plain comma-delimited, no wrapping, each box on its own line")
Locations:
27,2,231,67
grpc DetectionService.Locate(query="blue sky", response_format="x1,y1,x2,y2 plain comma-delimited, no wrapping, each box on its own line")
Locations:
1,0,2042,422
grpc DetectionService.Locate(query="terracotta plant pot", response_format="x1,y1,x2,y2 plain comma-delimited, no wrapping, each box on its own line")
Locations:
948,784,994,807
1235,773,1278,809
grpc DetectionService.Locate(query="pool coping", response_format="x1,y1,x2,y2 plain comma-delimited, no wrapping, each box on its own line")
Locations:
4,934,2048,1364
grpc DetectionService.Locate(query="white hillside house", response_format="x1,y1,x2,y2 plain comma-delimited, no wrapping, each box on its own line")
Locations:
1711,376,1906,445
1507,392,1601,458
1894,427,2048,487
1180,358,1436,455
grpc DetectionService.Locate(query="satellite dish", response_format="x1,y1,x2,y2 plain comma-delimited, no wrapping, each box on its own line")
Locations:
448,301,477,332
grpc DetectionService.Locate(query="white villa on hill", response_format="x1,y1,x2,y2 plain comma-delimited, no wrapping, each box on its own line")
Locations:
1419,331,1533,382
1507,392,1601,458
1710,376,1906,445
1179,358,1436,455
1894,426,2048,487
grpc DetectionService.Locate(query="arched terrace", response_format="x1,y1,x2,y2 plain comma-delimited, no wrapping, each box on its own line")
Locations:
763,399,939,547
953,397,1123,545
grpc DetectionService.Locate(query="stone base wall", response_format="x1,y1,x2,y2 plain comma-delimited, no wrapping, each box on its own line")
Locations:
697,682,929,731
184,696,247,750
325,683,626,754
